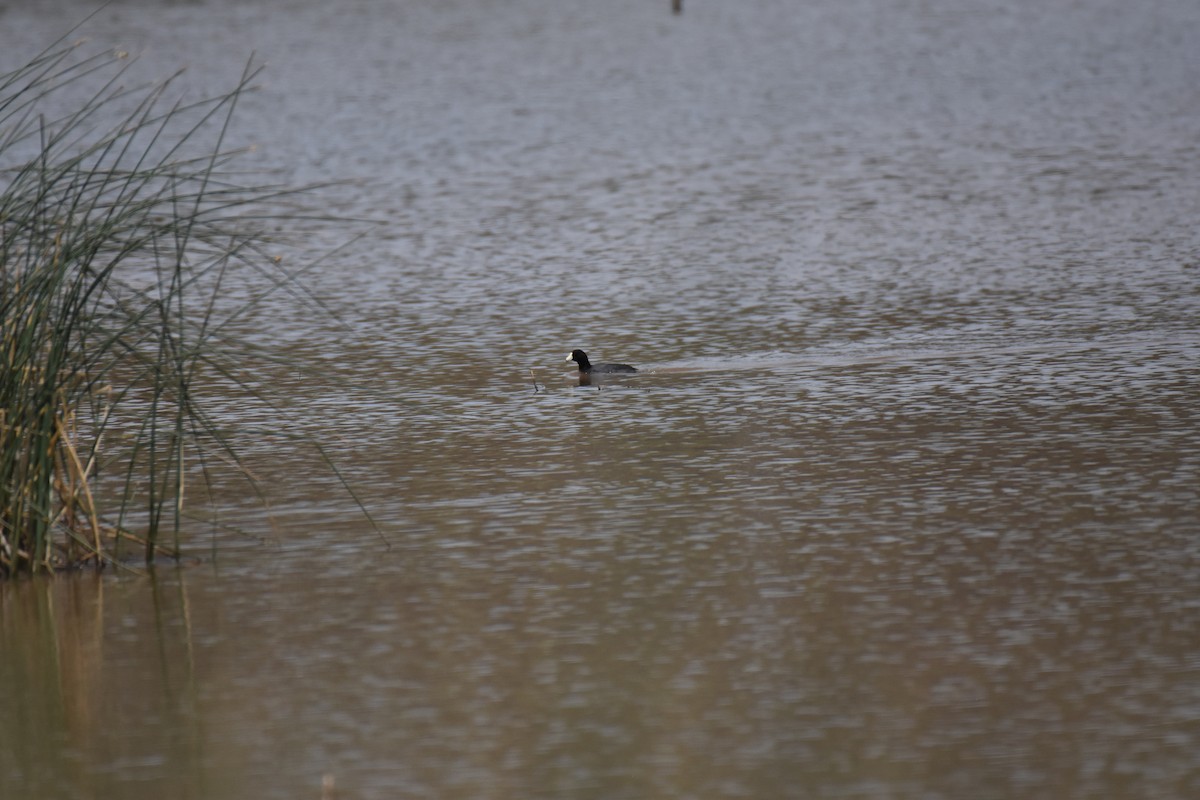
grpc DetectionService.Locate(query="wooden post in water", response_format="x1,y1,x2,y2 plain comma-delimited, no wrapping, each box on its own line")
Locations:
672,0,682,14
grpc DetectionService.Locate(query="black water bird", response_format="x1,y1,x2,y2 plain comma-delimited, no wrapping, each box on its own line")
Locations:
565,349,638,374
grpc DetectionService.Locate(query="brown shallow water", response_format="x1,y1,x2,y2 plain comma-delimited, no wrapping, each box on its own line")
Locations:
3,0,1200,798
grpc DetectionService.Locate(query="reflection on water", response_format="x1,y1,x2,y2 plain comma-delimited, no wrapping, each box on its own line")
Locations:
2,0,1200,798
5,496,1199,799
0,575,207,799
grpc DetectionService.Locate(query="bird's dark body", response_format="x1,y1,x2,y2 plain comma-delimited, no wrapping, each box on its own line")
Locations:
566,349,637,374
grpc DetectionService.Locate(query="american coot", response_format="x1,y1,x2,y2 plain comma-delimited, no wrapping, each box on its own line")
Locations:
566,349,638,374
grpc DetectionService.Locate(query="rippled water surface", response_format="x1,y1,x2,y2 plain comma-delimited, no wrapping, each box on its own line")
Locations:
3,0,1200,798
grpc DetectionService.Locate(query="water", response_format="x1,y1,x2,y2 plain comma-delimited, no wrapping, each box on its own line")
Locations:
3,0,1200,798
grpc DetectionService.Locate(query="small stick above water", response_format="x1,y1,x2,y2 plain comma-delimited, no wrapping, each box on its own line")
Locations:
529,368,541,393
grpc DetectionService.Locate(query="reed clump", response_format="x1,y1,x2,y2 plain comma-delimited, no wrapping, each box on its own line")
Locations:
1,39,329,576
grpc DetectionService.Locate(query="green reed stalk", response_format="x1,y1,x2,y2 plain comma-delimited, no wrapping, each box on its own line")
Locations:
1,38,354,576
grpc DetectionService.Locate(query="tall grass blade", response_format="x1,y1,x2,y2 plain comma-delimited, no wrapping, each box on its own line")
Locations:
2,42,373,576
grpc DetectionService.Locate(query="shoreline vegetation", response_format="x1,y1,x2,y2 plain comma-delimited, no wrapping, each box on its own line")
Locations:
1,35,366,577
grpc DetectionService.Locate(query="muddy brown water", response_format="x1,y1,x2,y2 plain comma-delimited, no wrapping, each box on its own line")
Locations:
3,1,1199,798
